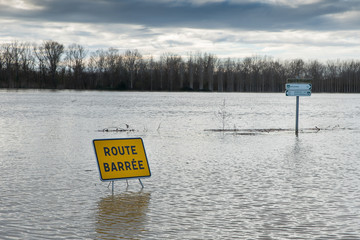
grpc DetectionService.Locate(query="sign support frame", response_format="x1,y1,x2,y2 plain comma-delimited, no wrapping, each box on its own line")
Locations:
107,178,142,194
139,179,144,188
108,179,143,194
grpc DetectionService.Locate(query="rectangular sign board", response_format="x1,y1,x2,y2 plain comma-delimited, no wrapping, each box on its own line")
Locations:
286,83,312,90
286,90,311,96
93,138,151,181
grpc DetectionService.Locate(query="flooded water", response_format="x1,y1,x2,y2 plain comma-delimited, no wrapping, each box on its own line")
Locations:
1,90,360,239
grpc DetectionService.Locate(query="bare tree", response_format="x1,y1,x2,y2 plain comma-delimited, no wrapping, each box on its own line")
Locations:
18,42,35,87
0,41,34,87
1,43,14,87
307,60,325,92
34,40,64,88
179,61,185,90
225,58,235,92
217,63,224,92
104,48,121,88
65,43,87,88
0,47,3,87
149,56,155,91
235,60,242,92
187,54,194,89
162,52,182,90
196,54,204,90
124,49,142,89
88,49,106,88
203,53,217,91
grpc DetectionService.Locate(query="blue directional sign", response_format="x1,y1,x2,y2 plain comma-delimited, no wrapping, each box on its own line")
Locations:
286,90,311,96
285,83,312,96
286,83,312,90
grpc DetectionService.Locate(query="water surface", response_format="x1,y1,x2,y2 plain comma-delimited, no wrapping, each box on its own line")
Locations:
1,90,359,239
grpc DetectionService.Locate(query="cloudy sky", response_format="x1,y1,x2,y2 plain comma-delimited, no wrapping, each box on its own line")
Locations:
1,0,360,60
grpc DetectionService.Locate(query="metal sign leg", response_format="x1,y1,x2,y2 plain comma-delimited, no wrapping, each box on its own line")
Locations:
295,96,299,136
138,179,144,188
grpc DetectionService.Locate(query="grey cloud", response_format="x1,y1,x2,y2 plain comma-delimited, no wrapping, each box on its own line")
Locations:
164,39,194,46
2,0,360,31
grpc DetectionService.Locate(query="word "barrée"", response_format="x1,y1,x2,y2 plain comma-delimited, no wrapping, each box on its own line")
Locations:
103,160,145,172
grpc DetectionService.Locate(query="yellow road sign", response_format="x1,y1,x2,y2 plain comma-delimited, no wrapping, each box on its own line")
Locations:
93,138,151,181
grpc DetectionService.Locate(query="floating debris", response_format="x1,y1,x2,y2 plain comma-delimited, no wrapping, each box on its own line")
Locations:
100,127,135,132
235,132,257,136
98,124,135,132
204,125,353,134
205,128,293,133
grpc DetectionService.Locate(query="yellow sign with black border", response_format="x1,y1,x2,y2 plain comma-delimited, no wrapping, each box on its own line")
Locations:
93,138,151,181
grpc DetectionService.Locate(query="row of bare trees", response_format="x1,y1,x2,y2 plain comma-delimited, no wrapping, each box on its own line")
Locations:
1,40,360,92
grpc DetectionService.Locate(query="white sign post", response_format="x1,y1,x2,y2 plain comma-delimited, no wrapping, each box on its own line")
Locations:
286,80,312,136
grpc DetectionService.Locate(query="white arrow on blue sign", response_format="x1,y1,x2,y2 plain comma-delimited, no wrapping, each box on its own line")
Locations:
286,83,312,90
286,90,311,96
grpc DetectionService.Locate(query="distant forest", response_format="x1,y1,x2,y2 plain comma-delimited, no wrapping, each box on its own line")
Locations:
1,40,360,92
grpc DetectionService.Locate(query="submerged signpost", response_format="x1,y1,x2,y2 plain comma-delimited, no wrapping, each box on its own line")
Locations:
93,138,151,193
286,79,312,136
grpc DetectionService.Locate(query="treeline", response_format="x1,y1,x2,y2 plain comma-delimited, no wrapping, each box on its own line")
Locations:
1,40,360,92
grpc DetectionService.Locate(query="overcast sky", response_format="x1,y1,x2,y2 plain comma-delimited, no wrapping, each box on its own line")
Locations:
1,0,360,60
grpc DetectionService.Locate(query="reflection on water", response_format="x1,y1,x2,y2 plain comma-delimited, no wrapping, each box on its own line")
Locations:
95,191,150,239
